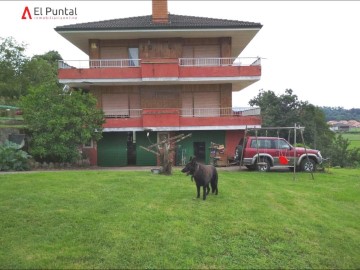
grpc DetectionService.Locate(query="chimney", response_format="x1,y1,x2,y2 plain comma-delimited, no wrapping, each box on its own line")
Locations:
152,0,168,24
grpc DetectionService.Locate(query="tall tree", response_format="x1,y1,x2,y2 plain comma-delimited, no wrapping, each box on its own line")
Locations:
249,89,300,128
298,102,334,150
22,51,62,89
20,83,105,163
249,89,334,150
1,37,63,103
0,37,28,101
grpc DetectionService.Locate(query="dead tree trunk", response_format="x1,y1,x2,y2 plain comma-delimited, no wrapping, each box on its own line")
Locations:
140,133,192,175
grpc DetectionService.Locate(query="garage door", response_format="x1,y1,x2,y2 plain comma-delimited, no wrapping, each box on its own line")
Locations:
97,132,128,166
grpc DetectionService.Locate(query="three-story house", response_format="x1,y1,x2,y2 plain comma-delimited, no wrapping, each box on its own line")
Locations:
56,0,262,166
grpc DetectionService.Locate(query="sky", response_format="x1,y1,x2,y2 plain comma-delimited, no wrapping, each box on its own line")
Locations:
1,1,359,109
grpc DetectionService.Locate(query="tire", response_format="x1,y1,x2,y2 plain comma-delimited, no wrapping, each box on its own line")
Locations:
234,146,243,162
246,165,256,171
256,157,270,172
300,158,316,172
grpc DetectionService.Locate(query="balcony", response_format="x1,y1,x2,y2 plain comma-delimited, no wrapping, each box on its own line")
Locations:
58,57,261,90
102,107,262,131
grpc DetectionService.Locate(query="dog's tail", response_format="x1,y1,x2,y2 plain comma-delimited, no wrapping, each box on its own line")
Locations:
210,167,218,195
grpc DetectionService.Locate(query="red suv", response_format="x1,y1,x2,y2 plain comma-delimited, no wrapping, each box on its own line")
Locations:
234,136,323,172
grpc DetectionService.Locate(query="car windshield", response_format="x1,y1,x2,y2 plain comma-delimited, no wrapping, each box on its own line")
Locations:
275,139,291,149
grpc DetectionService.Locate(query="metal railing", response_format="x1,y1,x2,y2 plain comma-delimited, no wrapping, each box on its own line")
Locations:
179,57,261,67
180,107,261,117
58,57,261,69
103,107,260,119
58,59,141,69
104,109,142,118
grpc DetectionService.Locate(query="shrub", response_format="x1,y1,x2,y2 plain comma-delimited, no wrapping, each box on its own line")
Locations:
322,134,360,168
0,140,31,171
20,84,104,163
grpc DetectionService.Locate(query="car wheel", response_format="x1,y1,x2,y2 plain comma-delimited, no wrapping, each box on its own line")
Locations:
235,146,243,161
246,165,256,171
300,158,316,172
256,157,270,172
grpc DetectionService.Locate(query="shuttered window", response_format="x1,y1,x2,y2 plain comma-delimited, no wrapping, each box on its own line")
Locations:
97,47,130,67
102,93,129,117
182,45,220,66
129,93,141,117
100,47,128,59
182,45,220,58
181,91,220,117
181,92,193,116
182,46,194,58
194,45,220,58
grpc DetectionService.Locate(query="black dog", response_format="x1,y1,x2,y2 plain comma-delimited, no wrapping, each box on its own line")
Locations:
181,157,218,200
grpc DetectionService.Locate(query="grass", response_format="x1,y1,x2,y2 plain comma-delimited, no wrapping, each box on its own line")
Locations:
342,132,360,149
0,116,25,129
0,168,359,269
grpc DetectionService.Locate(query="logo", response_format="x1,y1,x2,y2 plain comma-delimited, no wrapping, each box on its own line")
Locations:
21,6,78,20
21,6,32,19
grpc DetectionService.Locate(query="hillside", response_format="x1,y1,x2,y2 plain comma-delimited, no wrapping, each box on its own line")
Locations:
322,107,360,121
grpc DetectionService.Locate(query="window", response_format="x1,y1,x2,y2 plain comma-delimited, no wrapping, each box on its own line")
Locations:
102,93,129,118
83,139,93,148
277,140,291,150
182,45,220,66
128,48,139,66
250,139,272,149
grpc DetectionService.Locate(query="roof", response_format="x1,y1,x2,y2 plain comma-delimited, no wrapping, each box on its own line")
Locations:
55,14,262,32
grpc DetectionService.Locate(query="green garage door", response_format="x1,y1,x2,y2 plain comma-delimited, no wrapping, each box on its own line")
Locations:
97,132,128,166
136,132,157,166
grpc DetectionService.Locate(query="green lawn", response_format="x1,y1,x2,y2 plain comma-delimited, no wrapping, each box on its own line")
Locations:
0,116,25,128
0,169,359,269
343,132,360,149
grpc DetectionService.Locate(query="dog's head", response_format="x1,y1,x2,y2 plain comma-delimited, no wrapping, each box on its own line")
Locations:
181,157,197,176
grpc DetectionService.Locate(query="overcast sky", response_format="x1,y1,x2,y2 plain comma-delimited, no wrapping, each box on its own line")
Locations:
2,1,359,109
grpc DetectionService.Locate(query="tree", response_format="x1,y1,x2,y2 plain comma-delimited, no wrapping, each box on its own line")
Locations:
0,37,63,104
20,83,105,163
325,134,350,168
297,103,334,150
21,51,62,88
249,89,334,150
249,89,300,129
321,106,360,121
0,36,28,102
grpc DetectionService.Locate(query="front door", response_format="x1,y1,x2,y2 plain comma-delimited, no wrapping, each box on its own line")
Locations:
127,132,136,166
194,142,206,164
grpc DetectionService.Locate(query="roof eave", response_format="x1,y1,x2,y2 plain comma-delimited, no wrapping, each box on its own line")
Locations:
56,27,262,57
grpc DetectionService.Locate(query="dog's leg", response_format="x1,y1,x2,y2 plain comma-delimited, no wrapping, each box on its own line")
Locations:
206,184,210,195
212,184,218,195
211,182,215,194
202,186,207,200
196,184,200,198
